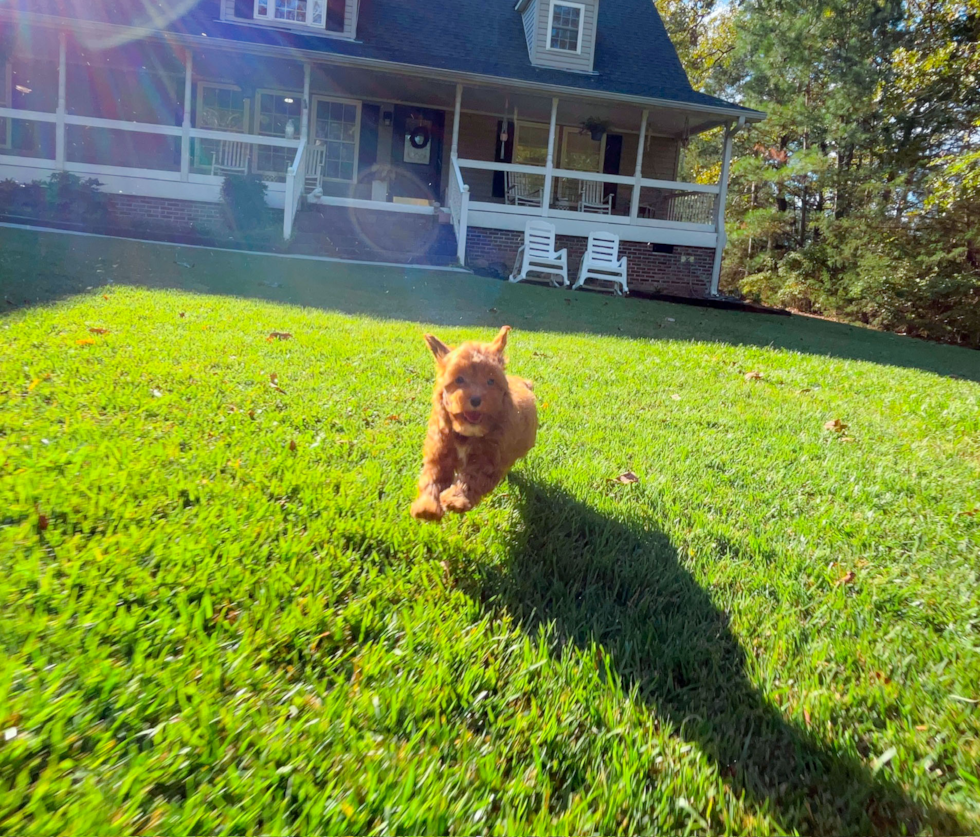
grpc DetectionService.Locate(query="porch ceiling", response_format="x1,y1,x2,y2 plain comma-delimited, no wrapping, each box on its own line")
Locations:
310,65,729,138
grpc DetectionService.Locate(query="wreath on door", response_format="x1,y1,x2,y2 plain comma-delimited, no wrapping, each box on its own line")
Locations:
409,125,431,149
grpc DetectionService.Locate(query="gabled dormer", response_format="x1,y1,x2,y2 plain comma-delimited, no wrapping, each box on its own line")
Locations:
224,0,359,39
515,0,598,74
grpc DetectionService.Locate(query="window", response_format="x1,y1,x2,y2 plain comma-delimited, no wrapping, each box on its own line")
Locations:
195,83,249,169
254,90,303,177
254,0,344,29
548,2,583,52
514,122,550,191
313,97,359,181
561,130,602,172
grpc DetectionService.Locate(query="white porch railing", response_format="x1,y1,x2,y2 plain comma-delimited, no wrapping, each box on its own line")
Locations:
283,137,307,240
0,106,301,231
452,158,721,250
448,155,470,265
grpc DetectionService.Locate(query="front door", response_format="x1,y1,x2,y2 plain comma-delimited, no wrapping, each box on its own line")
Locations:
389,105,445,202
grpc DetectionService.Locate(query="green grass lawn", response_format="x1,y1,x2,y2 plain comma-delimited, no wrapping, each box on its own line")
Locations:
1,227,979,835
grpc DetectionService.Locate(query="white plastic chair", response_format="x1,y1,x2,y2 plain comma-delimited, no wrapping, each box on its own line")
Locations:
211,140,251,176
573,231,628,295
509,220,569,287
578,179,613,214
304,145,326,195
505,172,543,207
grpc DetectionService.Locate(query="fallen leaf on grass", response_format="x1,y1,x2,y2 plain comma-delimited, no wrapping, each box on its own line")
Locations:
613,471,640,484
267,332,292,341
798,387,812,394
102,294,109,300
385,414,401,423
248,409,256,419
288,440,297,451
37,513,48,532
959,508,979,518
88,327,109,335
804,708,811,727
824,418,848,433
836,570,857,587
76,338,96,346
27,378,40,392
915,725,928,731
179,312,186,318
745,371,763,381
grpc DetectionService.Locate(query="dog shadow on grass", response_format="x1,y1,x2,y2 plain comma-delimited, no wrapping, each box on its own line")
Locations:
456,475,959,835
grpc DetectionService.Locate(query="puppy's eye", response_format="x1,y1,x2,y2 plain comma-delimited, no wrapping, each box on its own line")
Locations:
487,378,495,386
455,376,465,385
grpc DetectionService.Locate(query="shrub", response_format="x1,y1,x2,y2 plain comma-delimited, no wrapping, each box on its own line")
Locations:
221,174,269,232
0,173,107,226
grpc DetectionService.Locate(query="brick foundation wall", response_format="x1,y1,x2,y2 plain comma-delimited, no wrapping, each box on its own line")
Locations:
106,194,229,231
466,226,714,298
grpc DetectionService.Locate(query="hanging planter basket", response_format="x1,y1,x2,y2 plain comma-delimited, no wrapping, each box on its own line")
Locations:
581,118,611,142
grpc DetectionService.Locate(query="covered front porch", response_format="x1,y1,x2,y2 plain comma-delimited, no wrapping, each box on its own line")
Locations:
0,28,740,289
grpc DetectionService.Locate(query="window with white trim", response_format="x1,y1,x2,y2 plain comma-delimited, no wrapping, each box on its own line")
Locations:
254,90,303,177
312,97,359,182
253,0,344,30
255,0,323,26
195,83,249,169
548,2,583,52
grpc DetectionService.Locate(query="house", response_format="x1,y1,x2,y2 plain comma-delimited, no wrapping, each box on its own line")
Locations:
0,0,764,295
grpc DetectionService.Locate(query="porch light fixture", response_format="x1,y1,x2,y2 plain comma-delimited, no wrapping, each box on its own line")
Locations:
284,98,294,103
15,85,32,94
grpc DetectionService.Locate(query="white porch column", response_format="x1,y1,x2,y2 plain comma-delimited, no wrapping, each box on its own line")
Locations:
629,109,649,222
541,97,558,217
709,119,740,296
451,83,463,158
301,63,311,141
180,49,193,181
55,32,67,170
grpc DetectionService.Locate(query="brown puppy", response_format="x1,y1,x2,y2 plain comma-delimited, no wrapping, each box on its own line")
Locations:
411,326,537,521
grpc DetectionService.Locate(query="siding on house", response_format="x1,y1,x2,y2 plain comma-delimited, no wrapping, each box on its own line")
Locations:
522,0,537,62
532,0,598,74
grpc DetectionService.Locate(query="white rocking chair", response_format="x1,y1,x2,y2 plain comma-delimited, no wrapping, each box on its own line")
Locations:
305,145,326,197
509,220,569,287
211,140,251,176
578,179,613,214
573,231,628,295
505,172,543,207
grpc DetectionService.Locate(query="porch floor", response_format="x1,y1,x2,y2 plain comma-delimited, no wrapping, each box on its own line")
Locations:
291,204,459,266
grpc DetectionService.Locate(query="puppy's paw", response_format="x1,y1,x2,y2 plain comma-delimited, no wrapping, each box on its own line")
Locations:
440,486,476,514
411,495,444,522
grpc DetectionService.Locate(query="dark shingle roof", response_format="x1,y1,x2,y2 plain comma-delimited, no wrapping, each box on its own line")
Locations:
8,0,759,115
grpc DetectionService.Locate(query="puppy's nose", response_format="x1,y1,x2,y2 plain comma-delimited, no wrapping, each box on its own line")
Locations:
470,396,482,408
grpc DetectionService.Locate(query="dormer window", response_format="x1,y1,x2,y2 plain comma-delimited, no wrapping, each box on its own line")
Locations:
548,1,583,52
254,0,345,31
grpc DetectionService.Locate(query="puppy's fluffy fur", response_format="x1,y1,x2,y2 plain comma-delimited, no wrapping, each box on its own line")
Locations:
411,326,537,521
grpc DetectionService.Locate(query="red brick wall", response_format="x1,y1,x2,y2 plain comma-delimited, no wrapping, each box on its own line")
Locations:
106,194,228,230
466,226,714,298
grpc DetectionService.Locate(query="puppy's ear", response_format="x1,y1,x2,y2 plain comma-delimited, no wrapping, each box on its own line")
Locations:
423,333,451,364
488,325,511,358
